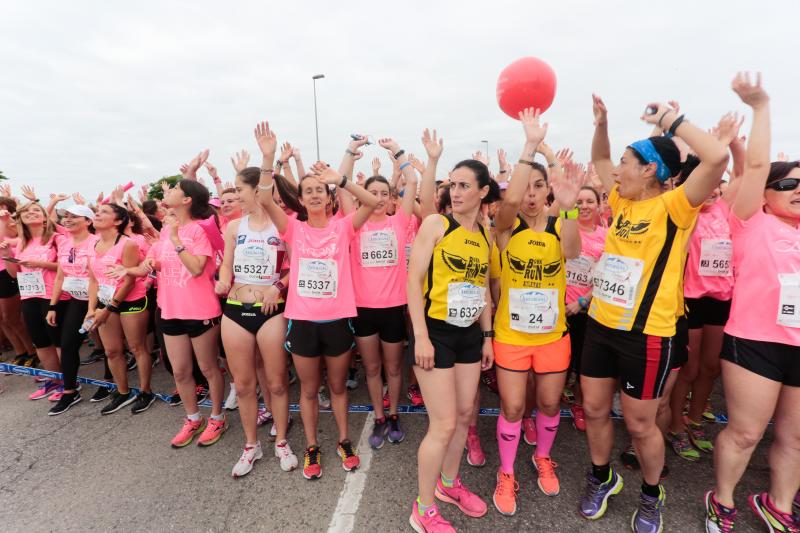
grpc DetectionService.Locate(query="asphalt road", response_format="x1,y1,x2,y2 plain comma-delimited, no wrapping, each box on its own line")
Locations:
0,345,772,533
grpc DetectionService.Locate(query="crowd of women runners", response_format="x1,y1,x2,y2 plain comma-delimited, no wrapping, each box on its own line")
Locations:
0,71,798,533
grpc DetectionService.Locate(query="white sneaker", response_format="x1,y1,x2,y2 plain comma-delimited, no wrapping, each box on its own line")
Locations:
232,442,263,477
318,386,331,410
269,414,293,441
224,383,238,411
274,440,298,472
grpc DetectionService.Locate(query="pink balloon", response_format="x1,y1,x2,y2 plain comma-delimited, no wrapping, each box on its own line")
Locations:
496,57,557,120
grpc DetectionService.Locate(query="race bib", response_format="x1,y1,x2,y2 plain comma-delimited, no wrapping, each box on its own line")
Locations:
233,244,277,282
446,282,485,327
18,271,45,298
360,230,398,267
566,255,595,289
592,253,645,310
98,284,116,306
297,258,337,298
777,273,800,328
508,288,559,333
698,239,732,277
63,276,89,300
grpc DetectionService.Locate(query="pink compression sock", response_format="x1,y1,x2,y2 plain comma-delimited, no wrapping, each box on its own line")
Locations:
534,412,560,458
496,415,521,474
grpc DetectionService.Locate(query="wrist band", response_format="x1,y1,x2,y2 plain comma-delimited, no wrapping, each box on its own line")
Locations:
560,208,579,220
339,175,349,188
212,177,221,183
547,162,557,168
578,297,589,310
657,111,669,128
260,168,274,174
393,149,405,160
345,149,358,157
48,304,57,311
668,114,686,137
276,160,283,167
518,159,536,167
258,183,274,191
399,162,411,171
499,169,508,174
481,330,495,338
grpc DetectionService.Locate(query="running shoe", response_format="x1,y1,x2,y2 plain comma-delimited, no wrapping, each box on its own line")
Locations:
561,388,575,405
579,468,624,520
687,420,714,453
465,432,486,467
493,470,519,516
48,386,64,402
749,492,799,533
10,353,27,366
101,391,135,415
197,416,228,446
533,456,560,496
274,440,298,472
345,368,358,390
702,402,717,423
522,416,537,446
257,407,273,427
337,439,360,471
196,385,209,404
382,390,390,410
171,417,206,448
130,391,156,414
621,444,640,470
387,414,405,443
368,417,388,449
704,490,736,533
571,403,587,432
668,431,700,461
48,392,82,416
409,501,455,533
23,354,40,368
80,349,105,365
481,368,499,393
224,383,238,410
435,476,488,517
407,384,424,407
232,442,263,477
125,352,137,371
269,414,293,441
168,390,182,406
90,386,112,402
303,445,322,480
29,380,61,400
318,386,331,409
631,485,665,533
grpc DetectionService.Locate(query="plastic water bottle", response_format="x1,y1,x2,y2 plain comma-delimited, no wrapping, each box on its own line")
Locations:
79,318,94,334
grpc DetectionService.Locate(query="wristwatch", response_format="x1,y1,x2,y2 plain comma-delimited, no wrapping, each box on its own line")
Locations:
273,280,286,293
174,245,186,254
482,330,495,338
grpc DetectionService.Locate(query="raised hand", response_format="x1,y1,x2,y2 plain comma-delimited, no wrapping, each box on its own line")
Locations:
640,102,674,125
497,148,509,171
137,188,147,203
51,193,70,203
378,137,401,156
551,161,583,210
185,149,210,177
179,164,189,177
715,112,745,145
280,142,293,162
472,151,489,166
777,151,790,162
204,161,219,181
224,181,234,190
519,107,548,146
231,149,250,173
291,146,302,160
409,154,425,174
732,72,769,109
21,185,36,202
555,148,574,166
254,121,277,157
96,191,104,205
0,184,10,197
310,161,341,185
371,157,381,176
592,94,608,126
356,171,366,185
421,129,443,160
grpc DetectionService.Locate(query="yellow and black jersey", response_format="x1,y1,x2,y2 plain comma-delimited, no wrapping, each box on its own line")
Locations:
589,185,701,337
424,215,490,326
495,216,567,346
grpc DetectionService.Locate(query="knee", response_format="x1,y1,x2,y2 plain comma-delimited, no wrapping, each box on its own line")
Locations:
300,383,319,401
726,427,765,451
501,401,525,422
105,348,124,360
625,416,657,440
455,405,473,426
698,358,721,379
363,361,382,379
235,378,257,398
267,379,287,398
680,363,699,383
328,380,346,396
583,399,610,421
198,361,221,379
428,418,457,443
172,367,193,383
384,361,402,379
537,398,561,417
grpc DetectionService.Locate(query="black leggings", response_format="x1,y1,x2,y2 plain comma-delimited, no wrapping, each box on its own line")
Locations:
21,298,65,348
155,306,207,387
59,299,89,390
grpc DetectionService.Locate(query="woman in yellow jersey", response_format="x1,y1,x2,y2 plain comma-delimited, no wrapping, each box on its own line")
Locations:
578,95,729,532
490,108,582,515
406,132,499,533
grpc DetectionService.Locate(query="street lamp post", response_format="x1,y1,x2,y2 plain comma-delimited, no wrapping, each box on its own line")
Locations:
312,74,325,161
482,140,489,159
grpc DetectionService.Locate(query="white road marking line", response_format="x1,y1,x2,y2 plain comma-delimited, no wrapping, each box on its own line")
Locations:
326,411,376,533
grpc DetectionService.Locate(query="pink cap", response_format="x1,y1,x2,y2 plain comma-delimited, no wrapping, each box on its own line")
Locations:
209,198,221,208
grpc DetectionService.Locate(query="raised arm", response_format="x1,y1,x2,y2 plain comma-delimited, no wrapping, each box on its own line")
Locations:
590,94,615,194
730,72,771,220
205,162,225,198
254,121,289,234
495,107,548,232
642,102,729,207
181,150,210,181
377,138,417,216
418,128,443,218
551,162,582,259
276,142,296,185
290,146,305,184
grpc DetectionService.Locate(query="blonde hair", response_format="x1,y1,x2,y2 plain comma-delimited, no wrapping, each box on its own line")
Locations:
14,202,56,249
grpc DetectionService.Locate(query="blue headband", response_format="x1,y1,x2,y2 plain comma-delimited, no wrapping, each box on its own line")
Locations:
629,139,671,183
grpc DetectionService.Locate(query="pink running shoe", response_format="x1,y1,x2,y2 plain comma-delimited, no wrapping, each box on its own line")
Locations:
571,403,586,432
48,387,65,402
407,384,424,407
522,416,537,445
465,432,486,467
198,416,228,447
435,476,488,517
171,417,206,448
29,380,61,401
409,501,455,533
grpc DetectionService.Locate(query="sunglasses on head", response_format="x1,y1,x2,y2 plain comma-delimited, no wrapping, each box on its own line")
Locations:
766,178,800,192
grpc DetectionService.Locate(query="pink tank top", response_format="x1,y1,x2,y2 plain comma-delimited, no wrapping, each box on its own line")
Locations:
15,234,67,300
57,234,99,301
91,236,147,304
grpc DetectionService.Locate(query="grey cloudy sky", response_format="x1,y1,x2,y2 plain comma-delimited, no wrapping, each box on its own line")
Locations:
2,0,797,198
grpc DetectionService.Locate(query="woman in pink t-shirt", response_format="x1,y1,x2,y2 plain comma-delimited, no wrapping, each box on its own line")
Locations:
45,204,98,414
86,204,153,416
1,201,66,400
706,74,800,532
350,138,417,450
563,185,607,431
255,121,378,480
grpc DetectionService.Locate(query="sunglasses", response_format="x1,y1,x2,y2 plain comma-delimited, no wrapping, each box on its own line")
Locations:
766,178,800,192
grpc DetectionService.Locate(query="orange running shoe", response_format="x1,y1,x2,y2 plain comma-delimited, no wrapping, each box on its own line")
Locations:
337,439,360,471
303,445,322,480
492,470,519,516
197,416,228,447
171,417,206,448
533,456,560,496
